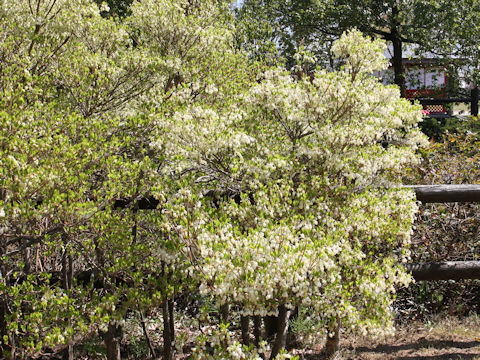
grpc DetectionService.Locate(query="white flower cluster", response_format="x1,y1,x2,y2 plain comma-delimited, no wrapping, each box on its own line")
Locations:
331,29,389,76
168,30,428,337
129,0,235,91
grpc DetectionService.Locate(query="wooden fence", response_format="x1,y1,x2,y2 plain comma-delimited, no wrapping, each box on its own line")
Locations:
406,184,480,280
117,185,480,281
325,184,480,356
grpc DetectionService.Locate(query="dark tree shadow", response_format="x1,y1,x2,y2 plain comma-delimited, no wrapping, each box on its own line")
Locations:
396,354,480,360
303,339,480,359
353,338,480,353
356,338,480,360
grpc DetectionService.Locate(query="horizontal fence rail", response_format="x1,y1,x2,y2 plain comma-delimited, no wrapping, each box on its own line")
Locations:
405,184,480,280
405,261,480,281
407,184,480,203
49,185,480,281
114,184,480,209
417,98,469,105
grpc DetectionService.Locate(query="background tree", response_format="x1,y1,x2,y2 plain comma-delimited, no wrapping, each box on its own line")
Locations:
236,0,480,95
93,0,134,17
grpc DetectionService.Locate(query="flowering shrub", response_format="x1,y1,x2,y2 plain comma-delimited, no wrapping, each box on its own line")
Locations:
165,29,427,353
1,0,426,357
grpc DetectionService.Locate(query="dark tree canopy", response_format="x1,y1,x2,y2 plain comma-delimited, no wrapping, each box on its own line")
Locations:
236,0,480,94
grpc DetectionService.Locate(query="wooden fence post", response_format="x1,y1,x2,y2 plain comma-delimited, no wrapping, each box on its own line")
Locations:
470,87,478,116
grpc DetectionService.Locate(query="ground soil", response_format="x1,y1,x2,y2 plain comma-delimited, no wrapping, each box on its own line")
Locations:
76,313,480,359
298,315,480,359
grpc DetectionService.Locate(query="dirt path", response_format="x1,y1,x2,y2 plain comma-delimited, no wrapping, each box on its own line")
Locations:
299,315,480,359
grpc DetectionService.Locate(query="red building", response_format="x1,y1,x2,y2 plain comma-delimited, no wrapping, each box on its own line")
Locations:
403,59,448,114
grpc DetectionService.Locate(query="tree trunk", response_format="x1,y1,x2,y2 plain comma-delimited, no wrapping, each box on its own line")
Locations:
269,305,291,360
168,298,175,346
220,303,229,323
253,316,262,347
9,333,16,360
23,248,31,275
63,344,74,360
392,36,404,97
140,310,157,359
162,300,173,360
325,319,340,359
67,255,73,290
471,87,479,116
264,315,279,341
0,245,14,359
103,323,122,360
391,5,405,97
240,316,251,345
0,296,8,356
62,251,68,290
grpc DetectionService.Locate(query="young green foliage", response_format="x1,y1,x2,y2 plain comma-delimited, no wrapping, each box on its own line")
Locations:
165,30,427,344
1,0,427,357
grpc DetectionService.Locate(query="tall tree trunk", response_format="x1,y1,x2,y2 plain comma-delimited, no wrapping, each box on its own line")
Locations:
269,305,291,360
220,303,229,323
391,5,405,97
253,316,262,347
471,87,479,116
264,315,279,341
392,36,404,97
168,298,175,346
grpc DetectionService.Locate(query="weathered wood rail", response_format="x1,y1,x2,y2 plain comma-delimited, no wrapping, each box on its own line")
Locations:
407,184,480,203
405,261,480,281
116,184,480,209
112,185,480,280
406,184,480,281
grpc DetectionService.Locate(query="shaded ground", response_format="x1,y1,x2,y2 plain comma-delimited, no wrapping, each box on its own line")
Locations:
349,337,480,359
298,315,480,359
74,313,480,359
